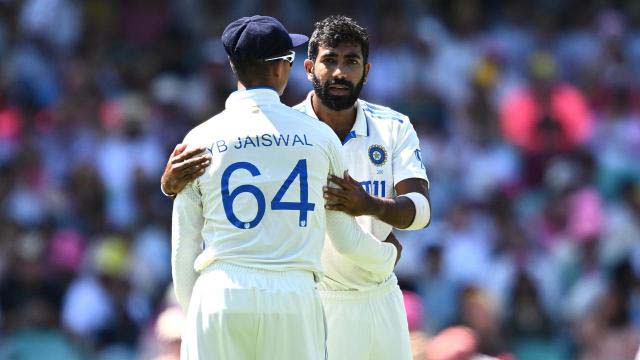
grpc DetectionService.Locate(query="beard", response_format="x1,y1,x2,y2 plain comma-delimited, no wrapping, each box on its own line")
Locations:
312,73,365,111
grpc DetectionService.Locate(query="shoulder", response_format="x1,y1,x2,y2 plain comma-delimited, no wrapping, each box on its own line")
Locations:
359,100,417,141
359,99,409,125
280,104,342,153
292,100,307,112
281,104,337,138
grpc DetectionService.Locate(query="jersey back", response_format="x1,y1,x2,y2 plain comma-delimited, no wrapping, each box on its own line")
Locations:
184,91,342,275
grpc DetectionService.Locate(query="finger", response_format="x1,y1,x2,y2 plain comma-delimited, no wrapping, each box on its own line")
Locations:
172,147,209,164
179,161,210,178
328,174,345,183
328,175,348,188
323,186,350,201
324,195,348,207
341,170,361,188
172,147,208,163
345,172,359,185
178,166,208,181
172,143,188,156
175,154,210,168
324,203,348,212
172,155,210,172
331,172,359,189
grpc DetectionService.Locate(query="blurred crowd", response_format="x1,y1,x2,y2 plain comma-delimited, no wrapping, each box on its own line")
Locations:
1,0,640,359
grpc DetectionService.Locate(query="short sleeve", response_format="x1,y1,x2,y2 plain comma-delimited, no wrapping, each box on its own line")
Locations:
327,135,348,178
392,118,430,187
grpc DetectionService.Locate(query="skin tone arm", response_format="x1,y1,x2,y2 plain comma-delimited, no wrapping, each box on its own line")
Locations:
324,170,430,229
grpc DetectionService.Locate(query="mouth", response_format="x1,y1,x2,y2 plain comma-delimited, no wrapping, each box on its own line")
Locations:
328,85,350,95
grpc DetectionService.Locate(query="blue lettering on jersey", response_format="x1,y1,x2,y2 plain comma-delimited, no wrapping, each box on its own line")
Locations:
221,159,315,229
292,134,304,146
216,140,227,153
303,135,313,146
244,136,257,148
359,180,387,197
359,180,371,194
261,134,273,146
213,134,313,152
274,134,289,146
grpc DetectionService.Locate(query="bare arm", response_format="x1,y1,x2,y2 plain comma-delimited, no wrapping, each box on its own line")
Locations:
324,171,430,229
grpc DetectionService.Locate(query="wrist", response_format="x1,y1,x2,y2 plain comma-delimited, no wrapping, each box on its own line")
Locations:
160,181,176,198
366,194,384,218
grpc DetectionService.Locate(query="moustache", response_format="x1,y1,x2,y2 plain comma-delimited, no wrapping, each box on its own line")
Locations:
325,78,355,91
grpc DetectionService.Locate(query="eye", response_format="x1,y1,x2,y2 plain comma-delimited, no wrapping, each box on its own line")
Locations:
348,59,360,65
322,58,337,65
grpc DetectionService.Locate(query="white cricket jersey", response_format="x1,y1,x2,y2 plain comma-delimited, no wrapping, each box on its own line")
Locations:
171,88,397,309
294,92,429,290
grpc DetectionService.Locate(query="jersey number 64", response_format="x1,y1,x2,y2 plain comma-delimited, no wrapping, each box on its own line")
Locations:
221,159,315,229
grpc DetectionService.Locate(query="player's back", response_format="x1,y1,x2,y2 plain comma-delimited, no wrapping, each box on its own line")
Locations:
183,89,339,276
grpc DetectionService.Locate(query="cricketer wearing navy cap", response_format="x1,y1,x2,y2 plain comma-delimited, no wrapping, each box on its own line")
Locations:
216,15,308,97
171,15,399,360
221,15,308,61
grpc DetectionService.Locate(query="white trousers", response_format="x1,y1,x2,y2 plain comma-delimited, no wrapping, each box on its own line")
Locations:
320,279,411,360
181,263,326,360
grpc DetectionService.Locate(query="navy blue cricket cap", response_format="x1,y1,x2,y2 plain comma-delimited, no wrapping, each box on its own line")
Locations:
222,15,308,61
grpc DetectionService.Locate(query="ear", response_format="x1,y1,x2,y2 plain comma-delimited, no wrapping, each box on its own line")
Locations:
270,61,284,78
363,63,371,84
304,59,315,81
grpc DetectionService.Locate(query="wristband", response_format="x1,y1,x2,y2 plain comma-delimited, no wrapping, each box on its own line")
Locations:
398,192,430,230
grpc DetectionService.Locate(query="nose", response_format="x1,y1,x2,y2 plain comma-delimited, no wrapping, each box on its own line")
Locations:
332,64,346,78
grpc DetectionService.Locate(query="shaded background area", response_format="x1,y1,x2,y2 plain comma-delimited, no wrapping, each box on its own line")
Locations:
1,0,640,359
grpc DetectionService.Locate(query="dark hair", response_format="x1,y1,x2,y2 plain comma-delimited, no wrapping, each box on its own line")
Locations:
308,15,369,63
229,57,275,85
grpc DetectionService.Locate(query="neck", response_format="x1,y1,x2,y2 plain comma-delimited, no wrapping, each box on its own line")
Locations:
310,93,357,141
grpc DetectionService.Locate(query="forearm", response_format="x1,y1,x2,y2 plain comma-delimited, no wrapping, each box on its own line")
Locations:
366,195,415,229
171,236,200,311
171,187,204,311
325,210,397,277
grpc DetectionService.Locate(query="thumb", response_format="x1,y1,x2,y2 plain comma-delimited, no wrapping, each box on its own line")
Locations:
343,170,355,184
173,143,188,155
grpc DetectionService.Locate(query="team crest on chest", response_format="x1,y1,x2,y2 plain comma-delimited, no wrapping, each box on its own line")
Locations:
368,144,387,166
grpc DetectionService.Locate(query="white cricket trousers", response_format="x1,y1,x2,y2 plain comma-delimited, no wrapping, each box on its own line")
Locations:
319,278,411,360
180,262,327,360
